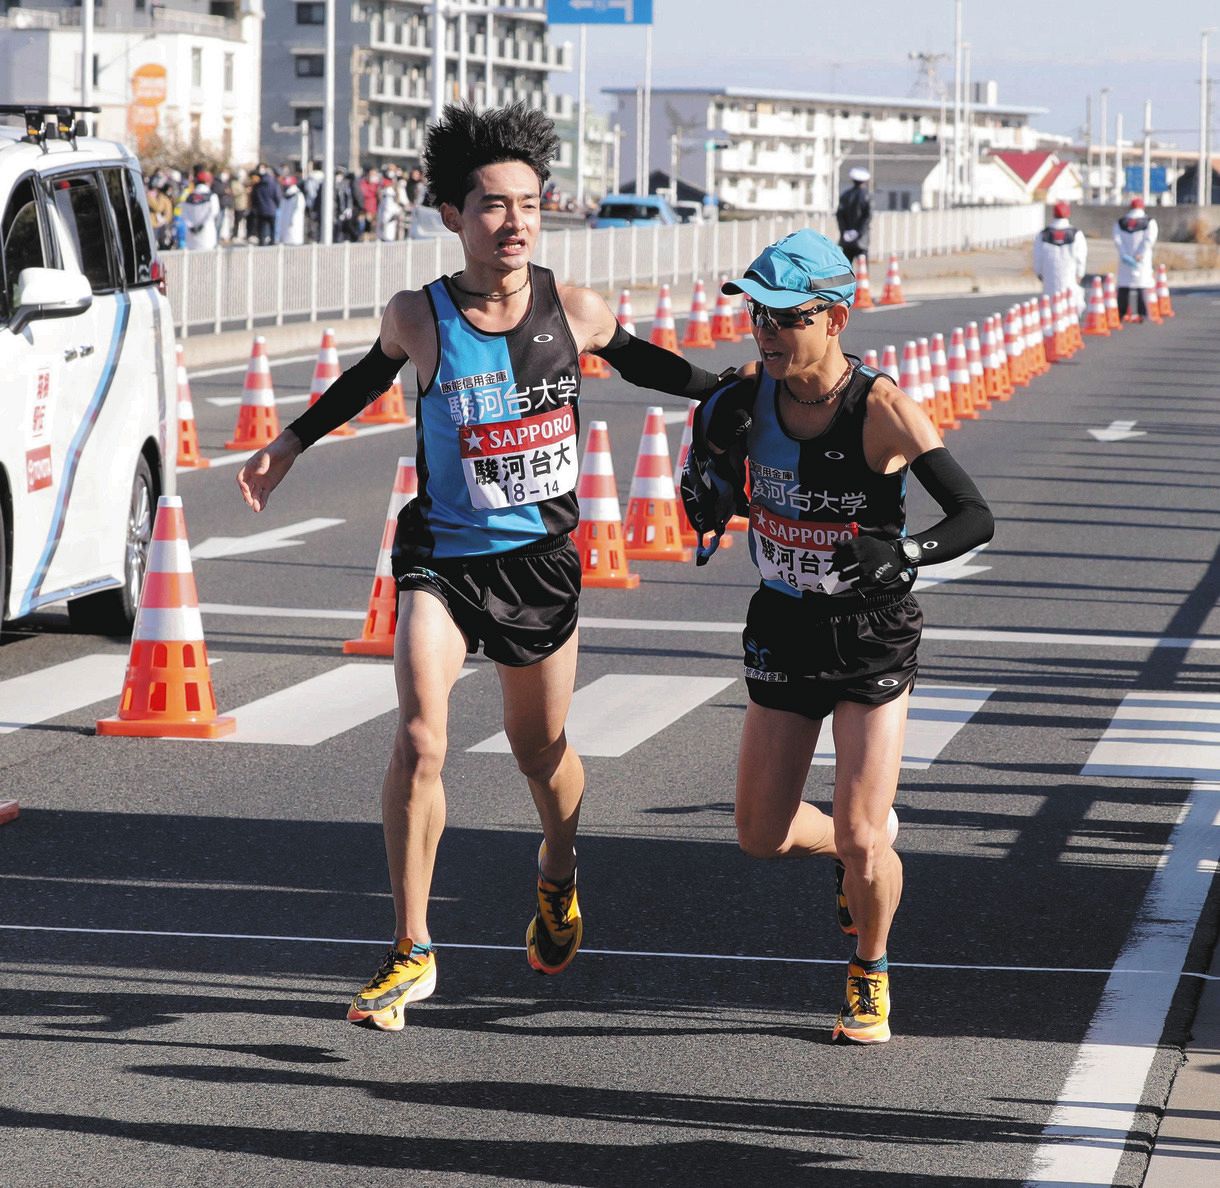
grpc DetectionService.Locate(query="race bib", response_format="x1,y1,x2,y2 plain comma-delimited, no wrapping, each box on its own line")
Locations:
459,405,578,510
750,505,857,594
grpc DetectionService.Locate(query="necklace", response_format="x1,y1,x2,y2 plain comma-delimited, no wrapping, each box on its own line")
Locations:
782,363,854,407
449,271,530,301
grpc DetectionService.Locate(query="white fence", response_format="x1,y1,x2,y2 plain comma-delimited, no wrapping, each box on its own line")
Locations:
165,204,1044,338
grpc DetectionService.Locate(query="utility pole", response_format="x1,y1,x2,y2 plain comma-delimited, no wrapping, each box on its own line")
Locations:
952,0,963,205
1201,29,1215,210
1142,101,1152,207
81,0,94,109
321,0,335,244
431,0,447,125
1114,112,1124,204
349,47,368,173
1099,87,1110,204
576,26,587,209
641,25,653,194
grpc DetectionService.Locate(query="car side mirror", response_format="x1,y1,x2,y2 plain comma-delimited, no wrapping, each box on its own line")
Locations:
10,267,92,334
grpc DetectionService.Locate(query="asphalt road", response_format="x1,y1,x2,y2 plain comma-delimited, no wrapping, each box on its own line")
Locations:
2,290,1219,1187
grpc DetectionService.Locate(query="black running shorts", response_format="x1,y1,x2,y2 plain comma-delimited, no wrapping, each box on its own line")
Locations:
742,584,922,720
393,535,581,667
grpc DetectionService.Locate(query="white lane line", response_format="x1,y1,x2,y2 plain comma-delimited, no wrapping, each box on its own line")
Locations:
811,685,994,770
200,603,368,620
177,422,409,475
0,922,1214,980
469,673,735,757
1024,782,1220,1186
194,603,1220,651
207,392,311,409
189,346,371,380
0,655,128,735
1083,692,1220,780
194,664,472,745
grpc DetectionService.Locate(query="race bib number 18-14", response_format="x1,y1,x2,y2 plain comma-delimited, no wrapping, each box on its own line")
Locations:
459,406,579,510
750,505,858,595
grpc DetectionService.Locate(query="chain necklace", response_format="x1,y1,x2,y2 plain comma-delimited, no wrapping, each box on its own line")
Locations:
449,271,530,301
782,362,854,407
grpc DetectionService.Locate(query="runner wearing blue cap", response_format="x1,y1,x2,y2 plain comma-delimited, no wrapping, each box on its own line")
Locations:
687,229,993,1043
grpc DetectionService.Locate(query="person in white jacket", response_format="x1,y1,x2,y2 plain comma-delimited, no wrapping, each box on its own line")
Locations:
1033,201,1087,312
280,176,307,246
1113,197,1158,321
180,173,220,252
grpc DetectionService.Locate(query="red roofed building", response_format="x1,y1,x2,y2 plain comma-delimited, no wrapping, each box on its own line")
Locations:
989,150,1082,204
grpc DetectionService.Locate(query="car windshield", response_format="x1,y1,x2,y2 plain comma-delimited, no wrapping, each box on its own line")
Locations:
598,203,661,220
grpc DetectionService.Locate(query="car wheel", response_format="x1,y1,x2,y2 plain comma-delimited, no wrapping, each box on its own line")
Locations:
68,455,156,636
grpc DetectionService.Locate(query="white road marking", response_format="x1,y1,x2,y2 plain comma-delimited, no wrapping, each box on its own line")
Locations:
177,422,409,475
906,543,991,589
1024,782,1220,1186
1088,419,1146,442
190,665,473,746
191,517,345,560
188,346,370,380
1083,692,1220,780
0,922,1214,980
0,655,128,734
469,673,735,757
207,392,311,409
811,685,994,770
200,603,367,620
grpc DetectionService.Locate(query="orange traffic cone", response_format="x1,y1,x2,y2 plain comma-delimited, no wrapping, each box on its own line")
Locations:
711,280,740,341
174,345,209,468
1145,279,1163,323
917,337,934,412
899,341,925,416
1027,300,1049,375
616,289,637,336
931,332,957,432
880,343,899,381
344,457,418,656
862,348,879,369
96,496,235,739
732,293,752,336
948,328,976,420
990,314,1013,400
1104,273,1122,330
650,285,682,353
1040,296,1059,365
0,800,18,826
359,375,411,425
965,322,989,411
853,255,875,309
572,421,639,588
1066,288,1085,353
682,279,716,349
673,401,732,551
1004,308,1028,390
1156,264,1175,317
623,406,691,562
307,328,354,437
225,336,280,450
580,351,612,378
1083,277,1110,336
880,254,905,306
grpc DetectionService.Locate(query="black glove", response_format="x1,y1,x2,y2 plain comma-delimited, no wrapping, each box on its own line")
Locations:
829,535,909,591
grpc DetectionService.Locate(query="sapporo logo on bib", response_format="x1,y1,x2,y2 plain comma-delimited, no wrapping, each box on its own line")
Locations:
460,405,578,509
750,505,858,595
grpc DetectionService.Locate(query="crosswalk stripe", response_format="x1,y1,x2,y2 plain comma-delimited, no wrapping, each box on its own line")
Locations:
468,673,736,758
811,684,995,770
0,655,128,735
199,666,472,746
1082,691,1220,779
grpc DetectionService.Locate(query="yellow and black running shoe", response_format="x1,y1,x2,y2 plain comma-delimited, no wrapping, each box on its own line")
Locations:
831,962,891,1044
525,843,583,975
346,939,437,1032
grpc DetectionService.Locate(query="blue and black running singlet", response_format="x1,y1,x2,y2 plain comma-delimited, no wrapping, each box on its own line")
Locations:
746,365,908,600
395,264,582,562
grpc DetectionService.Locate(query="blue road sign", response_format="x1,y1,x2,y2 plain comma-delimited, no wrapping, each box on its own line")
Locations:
547,0,653,24
1124,164,1169,194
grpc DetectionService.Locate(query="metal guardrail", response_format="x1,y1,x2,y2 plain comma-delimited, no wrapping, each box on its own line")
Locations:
165,205,1044,338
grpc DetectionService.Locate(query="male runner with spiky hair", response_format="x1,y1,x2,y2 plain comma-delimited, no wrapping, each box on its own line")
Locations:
237,103,729,1031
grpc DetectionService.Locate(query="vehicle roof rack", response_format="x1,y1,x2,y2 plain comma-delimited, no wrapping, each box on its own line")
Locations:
0,104,101,150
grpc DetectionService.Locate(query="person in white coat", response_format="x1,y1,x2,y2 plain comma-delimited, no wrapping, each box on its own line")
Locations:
280,176,307,246
1113,197,1158,321
180,172,220,252
1033,201,1087,312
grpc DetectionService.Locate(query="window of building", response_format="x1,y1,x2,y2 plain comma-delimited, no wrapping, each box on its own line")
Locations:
191,47,203,87
295,54,324,78
296,3,325,25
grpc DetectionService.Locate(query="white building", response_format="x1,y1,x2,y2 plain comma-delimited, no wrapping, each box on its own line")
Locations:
0,1,264,164
262,0,573,172
606,85,1046,215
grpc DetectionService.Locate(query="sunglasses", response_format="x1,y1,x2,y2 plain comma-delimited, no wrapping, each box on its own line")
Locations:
745,298,839,332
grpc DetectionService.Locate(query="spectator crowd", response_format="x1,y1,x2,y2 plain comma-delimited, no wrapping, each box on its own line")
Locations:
145,162,429,251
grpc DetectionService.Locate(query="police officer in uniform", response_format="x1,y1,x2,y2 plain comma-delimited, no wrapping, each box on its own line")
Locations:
835,167,872,267
1033,200,1088,313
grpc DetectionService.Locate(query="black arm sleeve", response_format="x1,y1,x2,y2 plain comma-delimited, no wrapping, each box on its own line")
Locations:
907,446,995,565
593,323,727,401
285,339,406,450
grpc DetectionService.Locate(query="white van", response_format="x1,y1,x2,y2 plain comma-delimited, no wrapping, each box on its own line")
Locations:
0,105,176,634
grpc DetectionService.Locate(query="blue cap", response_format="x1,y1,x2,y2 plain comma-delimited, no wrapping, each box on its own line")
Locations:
722,229,856,309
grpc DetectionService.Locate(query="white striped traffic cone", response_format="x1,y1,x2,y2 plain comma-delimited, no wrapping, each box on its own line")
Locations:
572,421,639,588
616,289,637,337
225,336,280,450
309,328,355,437
673,400,732,550
623,406,690,562
175,344,209,468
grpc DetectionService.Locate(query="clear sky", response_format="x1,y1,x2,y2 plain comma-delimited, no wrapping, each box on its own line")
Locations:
546,0,1217,150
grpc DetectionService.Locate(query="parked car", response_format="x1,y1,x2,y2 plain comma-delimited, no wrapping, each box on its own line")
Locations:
0,104,176,633
590,193,679,228
673,200,706,225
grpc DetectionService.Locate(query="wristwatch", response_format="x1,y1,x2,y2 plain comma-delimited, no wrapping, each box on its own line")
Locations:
899,538,922,566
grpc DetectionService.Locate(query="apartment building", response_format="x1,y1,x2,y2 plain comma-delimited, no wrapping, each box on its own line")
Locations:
607,85,1046,215
264,0,573,172
0,0,264,164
